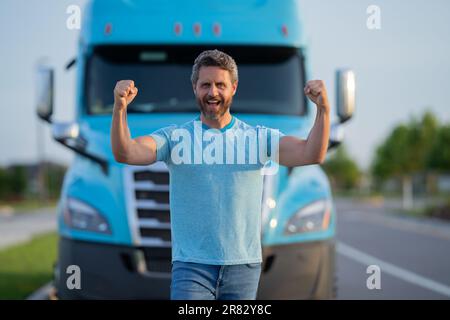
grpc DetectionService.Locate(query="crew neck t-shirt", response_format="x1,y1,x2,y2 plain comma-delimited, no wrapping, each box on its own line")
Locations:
149,115,284,265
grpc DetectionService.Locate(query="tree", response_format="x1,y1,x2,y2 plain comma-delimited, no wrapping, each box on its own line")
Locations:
322,144,361,190
44,163,66,199
9,165,27,198
371,124,411,181
428,124,450,173
409,111,439,171
370,110,440,208
0,167,9,200
0,165,27,201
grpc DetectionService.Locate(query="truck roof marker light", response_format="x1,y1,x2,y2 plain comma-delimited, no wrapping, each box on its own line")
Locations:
193,23,201,36
213,23,221,36
104,23,112,35
281,24,288,37
174,22,182,36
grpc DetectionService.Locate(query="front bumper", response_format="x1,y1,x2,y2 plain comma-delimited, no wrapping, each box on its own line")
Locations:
56,236,171,299
258,240,336,299
55,236,335,299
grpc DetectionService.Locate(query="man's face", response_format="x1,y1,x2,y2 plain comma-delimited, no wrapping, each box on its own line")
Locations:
193,66,238,120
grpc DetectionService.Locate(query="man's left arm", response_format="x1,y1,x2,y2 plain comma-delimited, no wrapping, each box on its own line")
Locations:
278,80,331,167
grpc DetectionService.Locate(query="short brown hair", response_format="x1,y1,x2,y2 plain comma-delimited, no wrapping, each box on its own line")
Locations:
191,49,238,85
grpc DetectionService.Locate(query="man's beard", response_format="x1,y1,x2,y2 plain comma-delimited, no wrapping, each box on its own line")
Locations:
197,95,232,120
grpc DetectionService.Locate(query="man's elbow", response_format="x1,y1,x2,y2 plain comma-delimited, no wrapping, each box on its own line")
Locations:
114,155,126,164
307,155,325,165
313,147,328,165
316,154,327,165
113,151,129,164
112,141,136,164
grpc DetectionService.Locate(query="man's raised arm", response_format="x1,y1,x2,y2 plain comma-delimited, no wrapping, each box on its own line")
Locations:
278,80,331,167
110,80,158,165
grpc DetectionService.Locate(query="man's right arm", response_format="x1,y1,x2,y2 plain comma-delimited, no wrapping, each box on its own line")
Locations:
110,80,158,165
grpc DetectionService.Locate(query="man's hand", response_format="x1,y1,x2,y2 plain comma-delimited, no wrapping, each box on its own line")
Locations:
304,80,330,112
114,80,138,111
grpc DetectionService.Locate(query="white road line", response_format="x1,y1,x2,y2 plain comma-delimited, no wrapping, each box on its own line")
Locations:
337,241,450,298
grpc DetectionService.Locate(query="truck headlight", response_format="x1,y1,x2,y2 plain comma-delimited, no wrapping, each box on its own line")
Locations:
63,197,111,234
284,199,331,235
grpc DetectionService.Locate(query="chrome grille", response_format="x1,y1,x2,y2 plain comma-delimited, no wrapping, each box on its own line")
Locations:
124,162,171,248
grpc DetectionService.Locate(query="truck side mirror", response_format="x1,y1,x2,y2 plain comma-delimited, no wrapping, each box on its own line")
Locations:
52,122,108,174
52,122,86,149
335,69,356,124
36,65,54,123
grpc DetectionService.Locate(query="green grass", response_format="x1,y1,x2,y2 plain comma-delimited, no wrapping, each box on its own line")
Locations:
0,232,57,300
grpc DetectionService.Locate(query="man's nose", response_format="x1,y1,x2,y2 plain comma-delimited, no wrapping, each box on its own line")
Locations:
208,84,219,97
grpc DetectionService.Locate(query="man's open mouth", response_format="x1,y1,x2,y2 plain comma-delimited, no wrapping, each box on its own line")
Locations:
206,100,221,108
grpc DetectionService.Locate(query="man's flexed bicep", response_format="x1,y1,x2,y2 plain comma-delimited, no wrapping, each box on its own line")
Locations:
124,136,159,165
278,135,322,167
279,136,309,167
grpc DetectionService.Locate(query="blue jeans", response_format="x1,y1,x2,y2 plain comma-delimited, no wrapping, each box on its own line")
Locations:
170,261,262,300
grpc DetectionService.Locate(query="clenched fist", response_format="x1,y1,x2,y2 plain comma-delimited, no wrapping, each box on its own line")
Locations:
114,80,138,110
304,80,330,112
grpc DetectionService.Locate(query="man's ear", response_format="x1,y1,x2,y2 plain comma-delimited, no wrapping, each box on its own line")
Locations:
192,83,197,95
232,81,238,96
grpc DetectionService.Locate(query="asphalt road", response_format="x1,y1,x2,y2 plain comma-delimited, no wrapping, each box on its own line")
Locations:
0,207,56,249
334,197,450,299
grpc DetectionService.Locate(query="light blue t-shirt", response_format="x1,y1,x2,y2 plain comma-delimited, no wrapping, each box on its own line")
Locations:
149,115,284,265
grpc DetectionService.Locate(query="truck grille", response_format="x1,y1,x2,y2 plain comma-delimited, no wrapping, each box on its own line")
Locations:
124,162,172,249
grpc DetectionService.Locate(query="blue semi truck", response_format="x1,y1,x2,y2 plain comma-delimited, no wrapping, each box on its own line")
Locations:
36,0,355,299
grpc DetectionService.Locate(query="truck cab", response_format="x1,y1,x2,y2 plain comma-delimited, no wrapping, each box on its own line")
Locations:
36,0,355,299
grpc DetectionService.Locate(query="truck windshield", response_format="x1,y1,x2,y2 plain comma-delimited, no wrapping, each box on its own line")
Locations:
86,45,305,115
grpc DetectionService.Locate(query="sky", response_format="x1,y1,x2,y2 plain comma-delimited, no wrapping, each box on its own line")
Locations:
1,0,449,171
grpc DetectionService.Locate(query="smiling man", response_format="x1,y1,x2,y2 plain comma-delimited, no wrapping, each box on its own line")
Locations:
110,49,330,300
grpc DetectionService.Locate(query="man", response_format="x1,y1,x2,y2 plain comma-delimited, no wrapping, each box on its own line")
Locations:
111,49,330,300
